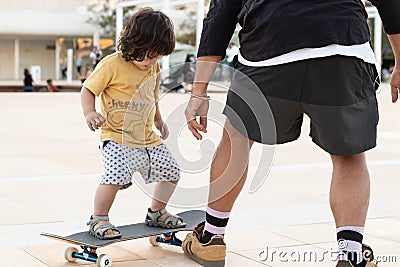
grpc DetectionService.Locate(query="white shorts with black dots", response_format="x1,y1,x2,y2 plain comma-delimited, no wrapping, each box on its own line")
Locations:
100,140,180,188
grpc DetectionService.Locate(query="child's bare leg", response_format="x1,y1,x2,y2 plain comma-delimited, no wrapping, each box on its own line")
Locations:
150,180,179,222
92,184,121,235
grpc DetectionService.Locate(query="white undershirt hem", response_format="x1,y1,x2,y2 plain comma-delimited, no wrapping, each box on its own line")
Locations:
238,42,377,67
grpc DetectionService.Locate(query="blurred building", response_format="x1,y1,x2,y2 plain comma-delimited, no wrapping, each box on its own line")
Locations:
0,0,117,81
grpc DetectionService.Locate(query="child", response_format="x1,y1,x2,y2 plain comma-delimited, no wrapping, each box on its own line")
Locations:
80,7,185,240
46,79,58,92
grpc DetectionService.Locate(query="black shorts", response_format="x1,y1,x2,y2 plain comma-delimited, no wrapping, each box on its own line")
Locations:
223,55,380,156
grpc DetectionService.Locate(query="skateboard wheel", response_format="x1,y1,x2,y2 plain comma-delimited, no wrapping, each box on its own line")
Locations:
97,254,112,267
149,235,160,246
64,246,78,262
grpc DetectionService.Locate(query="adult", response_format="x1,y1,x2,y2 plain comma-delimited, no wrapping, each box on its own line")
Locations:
79,64,93,85
76,55,83,75
23,68,34,92
222,42,239,82
89,45,103,69
183,1,400,267
225,42,238,69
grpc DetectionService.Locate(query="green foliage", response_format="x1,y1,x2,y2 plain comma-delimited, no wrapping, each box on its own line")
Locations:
176,10,197,45
86,1,136,39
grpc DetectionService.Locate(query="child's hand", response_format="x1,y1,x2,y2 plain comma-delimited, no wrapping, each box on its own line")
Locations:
85,111,106,131
155,120,169,139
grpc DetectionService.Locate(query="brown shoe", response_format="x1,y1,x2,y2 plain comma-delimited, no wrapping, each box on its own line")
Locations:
182,222,226,267
336,244,378,267
336,260,378,267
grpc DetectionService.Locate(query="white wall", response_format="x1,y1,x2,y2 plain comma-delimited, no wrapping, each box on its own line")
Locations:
0,40,15,80
0,0,121,12
0,0,92,12
19,40,56,81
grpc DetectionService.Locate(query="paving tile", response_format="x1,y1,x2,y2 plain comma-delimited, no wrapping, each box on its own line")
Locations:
226,252,271,266
117,236,185,259
365,217,400,242
237,244,329,267
225,227,304,252
0,247,47,267
109,260,161,266
22,244,143,267
264,222,336,244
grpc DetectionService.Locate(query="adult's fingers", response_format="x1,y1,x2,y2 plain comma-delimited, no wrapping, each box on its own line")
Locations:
199,116,208,132
188,119,205,140
391,85,399,103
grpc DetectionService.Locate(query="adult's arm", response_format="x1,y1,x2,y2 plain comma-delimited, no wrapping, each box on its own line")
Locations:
369,0,400,35
368,0,400,101
185,0,242,139
387,34,400,102
197,0,242,58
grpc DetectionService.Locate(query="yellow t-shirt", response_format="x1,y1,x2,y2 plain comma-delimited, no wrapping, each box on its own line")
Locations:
83,51,162,148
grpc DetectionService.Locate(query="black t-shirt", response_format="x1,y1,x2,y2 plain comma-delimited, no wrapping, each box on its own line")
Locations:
198,0,400,61
24,75,33,86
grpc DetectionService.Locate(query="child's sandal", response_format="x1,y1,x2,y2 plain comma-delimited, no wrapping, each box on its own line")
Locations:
145,208,186,229
87,216,122,240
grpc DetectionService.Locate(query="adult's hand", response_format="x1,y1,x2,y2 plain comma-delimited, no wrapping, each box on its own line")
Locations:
184,56,221,139
390,67,400,103
185,96,209,140
388,33,400,102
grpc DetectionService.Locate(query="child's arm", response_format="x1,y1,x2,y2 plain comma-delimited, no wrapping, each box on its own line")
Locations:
154,102,169,139
81,86,105,132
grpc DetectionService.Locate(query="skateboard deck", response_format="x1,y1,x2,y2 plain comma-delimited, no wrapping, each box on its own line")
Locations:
41,210,205,266
42,210,205,248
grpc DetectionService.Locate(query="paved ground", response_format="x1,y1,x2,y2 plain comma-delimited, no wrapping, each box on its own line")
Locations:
0,80,82,92
0,82,399,266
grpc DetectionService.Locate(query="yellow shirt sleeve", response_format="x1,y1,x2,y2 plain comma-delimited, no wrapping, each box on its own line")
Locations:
83,58,113,96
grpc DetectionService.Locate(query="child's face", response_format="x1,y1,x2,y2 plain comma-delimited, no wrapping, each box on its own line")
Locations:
133,55,163,70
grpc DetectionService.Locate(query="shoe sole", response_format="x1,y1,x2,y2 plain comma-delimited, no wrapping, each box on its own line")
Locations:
184,250,225,267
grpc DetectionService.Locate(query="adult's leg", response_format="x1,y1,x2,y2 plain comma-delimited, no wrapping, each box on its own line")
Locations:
208,118,254,212
182,118,254,266
330,152,371,266
330,152,370,227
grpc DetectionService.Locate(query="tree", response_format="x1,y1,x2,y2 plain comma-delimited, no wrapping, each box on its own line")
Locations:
86,1,136,40
175,4,200,45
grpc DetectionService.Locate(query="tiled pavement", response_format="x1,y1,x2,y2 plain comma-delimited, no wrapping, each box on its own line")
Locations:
0,82,399,266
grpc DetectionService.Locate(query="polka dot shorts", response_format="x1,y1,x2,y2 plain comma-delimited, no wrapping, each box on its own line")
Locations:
100,140,180,188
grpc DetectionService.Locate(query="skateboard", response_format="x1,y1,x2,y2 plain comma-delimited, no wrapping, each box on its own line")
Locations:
41,210,205,267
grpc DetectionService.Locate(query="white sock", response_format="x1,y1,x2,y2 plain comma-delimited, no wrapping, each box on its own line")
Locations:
336,226,364,264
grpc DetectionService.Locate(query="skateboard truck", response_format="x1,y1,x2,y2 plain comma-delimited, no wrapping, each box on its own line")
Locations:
150,232,183,246
64,246,112,267
64,233,182,267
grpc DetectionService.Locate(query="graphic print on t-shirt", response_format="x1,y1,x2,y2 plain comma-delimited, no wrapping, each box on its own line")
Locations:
106,74,157,146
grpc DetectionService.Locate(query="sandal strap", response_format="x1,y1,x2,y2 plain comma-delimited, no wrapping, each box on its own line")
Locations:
87,216,110,225
93,223,121,238
163,215,182,226
156,208,167,216
96,223,117,230
146,208,167,222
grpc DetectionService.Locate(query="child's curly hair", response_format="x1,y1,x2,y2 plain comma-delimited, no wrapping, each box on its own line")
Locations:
118,7,175,62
